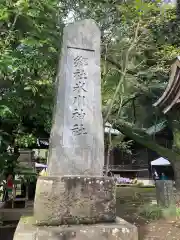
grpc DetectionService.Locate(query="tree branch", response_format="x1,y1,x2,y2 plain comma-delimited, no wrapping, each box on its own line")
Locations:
114,119,180,163
132,98,136,123
105,57,136,75
122,93,143,107
103,21,141,123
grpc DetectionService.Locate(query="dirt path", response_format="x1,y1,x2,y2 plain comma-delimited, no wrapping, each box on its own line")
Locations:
123,213,180,240
140,219,180,240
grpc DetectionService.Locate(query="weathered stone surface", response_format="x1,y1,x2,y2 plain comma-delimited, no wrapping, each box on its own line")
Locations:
13,19,138,240
13,216,138,240
155,180,174,207
34,176,116,225
47,19,104,176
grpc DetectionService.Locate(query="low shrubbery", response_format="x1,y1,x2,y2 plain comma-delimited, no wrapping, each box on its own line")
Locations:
138,203,178,220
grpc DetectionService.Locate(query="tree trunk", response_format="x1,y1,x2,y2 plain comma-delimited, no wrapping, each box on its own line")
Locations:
170,114,180,199
155,180,174,207
173,161,180,189
115,119,180,162
177,0,180,19
172,161,180,201
115,119,180,202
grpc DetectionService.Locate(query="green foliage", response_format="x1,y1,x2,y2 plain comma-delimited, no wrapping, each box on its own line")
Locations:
112,136,133,154
15,133,36,148
0,0,180,176
15,165,37,183
139,203,163,220
136,182,144,187
139,203,178,220
0,0,64,150
0,0,66,175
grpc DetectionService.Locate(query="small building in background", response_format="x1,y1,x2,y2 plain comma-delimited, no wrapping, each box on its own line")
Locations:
104,120,173,182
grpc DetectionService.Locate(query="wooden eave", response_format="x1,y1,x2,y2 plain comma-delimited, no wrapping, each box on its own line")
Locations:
153,57,180,114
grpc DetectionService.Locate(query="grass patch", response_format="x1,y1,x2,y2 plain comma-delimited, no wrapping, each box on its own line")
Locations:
138,203,178,220
137,185,155,189
116,186,155,198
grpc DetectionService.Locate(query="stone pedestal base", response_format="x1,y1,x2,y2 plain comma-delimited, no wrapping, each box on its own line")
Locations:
13,216,138,240
34,176,116,225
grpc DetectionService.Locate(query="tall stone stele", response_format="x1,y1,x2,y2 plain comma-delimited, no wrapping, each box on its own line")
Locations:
13,19,138,240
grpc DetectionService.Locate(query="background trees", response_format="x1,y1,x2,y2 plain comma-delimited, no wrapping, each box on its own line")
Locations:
1,0,180,187
0,0,64,175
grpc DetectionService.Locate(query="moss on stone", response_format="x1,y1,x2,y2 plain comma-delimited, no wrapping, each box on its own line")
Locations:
21,216,35,225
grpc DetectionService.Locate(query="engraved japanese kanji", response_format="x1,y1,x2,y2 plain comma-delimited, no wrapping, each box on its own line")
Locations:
73,81,87,93
72,108,86,120
71,53,89,136
71,123,87,136
73,95,85,106
73,56,88,68
73,69,87,81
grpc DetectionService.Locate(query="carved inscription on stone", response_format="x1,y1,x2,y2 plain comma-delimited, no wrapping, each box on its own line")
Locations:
63,47,95,147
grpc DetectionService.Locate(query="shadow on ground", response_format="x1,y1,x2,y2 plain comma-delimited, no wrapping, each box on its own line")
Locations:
116,186,156,240
0,222,18,240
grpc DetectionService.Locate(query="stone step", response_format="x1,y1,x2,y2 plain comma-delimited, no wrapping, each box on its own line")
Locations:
144,238,160,240
14,216,138,240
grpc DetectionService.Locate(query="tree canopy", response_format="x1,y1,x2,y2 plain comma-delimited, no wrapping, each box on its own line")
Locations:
1,0,180,180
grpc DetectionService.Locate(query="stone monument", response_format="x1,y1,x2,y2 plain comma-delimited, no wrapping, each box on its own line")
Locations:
155,180,175,207
13,19,138,240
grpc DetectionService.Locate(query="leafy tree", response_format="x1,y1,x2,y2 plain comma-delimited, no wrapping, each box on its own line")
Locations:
65,0,180,192
2,0,180,196
0,0,66,176
101,1,180,191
